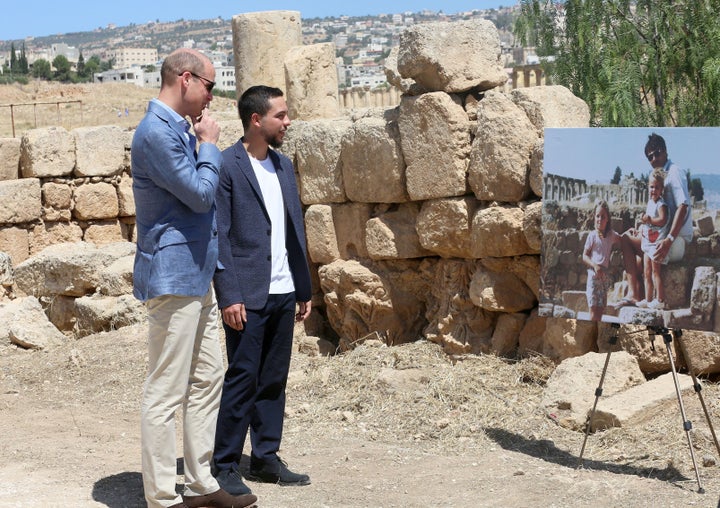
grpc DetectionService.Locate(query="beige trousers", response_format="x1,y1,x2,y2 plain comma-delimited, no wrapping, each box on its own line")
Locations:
141,288,223,508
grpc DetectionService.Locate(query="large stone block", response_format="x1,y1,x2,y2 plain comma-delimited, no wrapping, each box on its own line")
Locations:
0,137,21,181
0,227,30,265
471,205,532,258
509,85,591,133
20,127,75,177
469,265,537,313
83,219,126,245
0,296,66,349
305,204,340,265
397,19,507,93
365,203,431,260
232,10,302,94
340,116,407,203
117,173,135,217
73,181,119,220
284,42,340,120
398,92,470,200
469,91,538,202
541,317,598,362
73,294,146,337
416,197,478,258
30,222,83,255
0,178,41,224
73,125,127,177
332,202,371,259
294,119,351,204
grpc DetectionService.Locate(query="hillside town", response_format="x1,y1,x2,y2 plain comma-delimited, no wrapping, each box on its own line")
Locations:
0,7,538,94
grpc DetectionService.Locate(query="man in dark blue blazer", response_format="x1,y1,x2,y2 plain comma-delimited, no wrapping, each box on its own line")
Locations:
132,48,257,508
212,85,313,495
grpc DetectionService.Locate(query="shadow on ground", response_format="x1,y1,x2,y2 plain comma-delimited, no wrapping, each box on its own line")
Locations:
484,427,689,482
92,471,145,508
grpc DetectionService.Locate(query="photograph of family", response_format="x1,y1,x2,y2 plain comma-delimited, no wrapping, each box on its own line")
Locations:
539,127,720,332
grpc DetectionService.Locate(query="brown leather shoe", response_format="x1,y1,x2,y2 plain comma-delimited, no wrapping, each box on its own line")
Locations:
182,488,257,508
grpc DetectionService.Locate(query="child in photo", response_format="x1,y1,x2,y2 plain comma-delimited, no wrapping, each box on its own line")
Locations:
637,168,669,309
582,200,621,321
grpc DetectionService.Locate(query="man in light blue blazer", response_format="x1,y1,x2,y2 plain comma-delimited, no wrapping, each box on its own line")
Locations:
132,48,257,508
212,86,312,496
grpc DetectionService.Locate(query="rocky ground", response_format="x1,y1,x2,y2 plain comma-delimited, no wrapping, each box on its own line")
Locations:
1,323,720,507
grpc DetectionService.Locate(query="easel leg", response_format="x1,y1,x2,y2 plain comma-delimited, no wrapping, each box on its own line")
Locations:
661,330,705,494
578,323,619,467
673,329,720,458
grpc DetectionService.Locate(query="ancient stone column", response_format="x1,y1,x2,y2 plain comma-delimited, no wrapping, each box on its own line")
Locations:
284,42,340,120
232,10,302,96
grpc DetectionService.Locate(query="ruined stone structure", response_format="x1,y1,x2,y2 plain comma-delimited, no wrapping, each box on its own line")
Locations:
1,13,718,375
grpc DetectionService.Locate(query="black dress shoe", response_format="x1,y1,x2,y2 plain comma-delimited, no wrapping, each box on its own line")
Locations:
182,488,257,508
246,455,311,486
215,464,253,495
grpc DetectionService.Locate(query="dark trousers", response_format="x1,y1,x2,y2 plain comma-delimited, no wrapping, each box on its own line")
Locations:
213,292,296,471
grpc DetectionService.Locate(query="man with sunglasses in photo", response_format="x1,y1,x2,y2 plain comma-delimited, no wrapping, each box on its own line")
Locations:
132,47,257,508
619,132,693,306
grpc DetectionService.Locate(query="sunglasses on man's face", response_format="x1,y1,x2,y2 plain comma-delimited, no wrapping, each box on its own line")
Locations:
178,71,215,93
646,149,663,162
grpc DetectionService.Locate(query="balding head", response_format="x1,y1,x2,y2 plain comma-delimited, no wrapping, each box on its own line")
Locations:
160,48,210,88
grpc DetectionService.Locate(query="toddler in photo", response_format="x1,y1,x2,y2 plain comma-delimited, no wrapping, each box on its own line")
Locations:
638,168,669,309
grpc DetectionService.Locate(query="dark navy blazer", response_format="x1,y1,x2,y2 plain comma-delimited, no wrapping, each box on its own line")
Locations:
213,139,312,310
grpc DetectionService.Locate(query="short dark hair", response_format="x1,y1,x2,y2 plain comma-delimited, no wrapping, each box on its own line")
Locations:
238,86,284,130
645,132,667,155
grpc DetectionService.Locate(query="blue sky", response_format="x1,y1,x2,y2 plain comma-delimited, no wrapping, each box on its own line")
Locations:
2,1,515,41
544,127,720,182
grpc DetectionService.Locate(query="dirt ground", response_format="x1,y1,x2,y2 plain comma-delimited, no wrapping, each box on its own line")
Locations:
1,323,720,508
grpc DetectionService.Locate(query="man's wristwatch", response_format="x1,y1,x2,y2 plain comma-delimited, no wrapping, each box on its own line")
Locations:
667,233,675,243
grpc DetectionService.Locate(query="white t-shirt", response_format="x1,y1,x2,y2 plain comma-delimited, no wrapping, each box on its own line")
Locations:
249,154,295,295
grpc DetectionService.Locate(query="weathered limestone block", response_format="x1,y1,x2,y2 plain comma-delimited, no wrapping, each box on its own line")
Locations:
14,241,134,298
664,264,691,310
0,178,41,224
0,252,11,286
294,119,351,204
46,294,76,333
42,181,73,221
397,19,507,93
595,323,663,374
416,197,478,258
73,181,119,220
529,138,543,198
696,214,715,237
0,137,21,181
232,10,302,94
20,127,75,177
30,222,83,255
217,120,245,151
523,201,543,253
422,259,496,355
518,309,547,356
74,294,146,338
284,42,340,120
542,317,598,362
509,85,591,133
117,173,135,217
332,202,372,259
340,116,407,203
481,255,541,300
73,125,126,177
469,264,537,313
541,351,645,430
383,47,426,96
0,296,66,349
469,91,538,202
305,204,340,265
491,312,528,356
97,254,135,297
0,227,30,265
318,259,428,346
690,266,716,318
398,92,470,200
366,204,431,260
676,330,720,375
84,220,126,245
471,205,532,258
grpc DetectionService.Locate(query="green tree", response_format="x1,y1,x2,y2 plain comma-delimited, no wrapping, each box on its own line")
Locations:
18,43,29,74
514,0,720,127
611,166,622,184
32,58,52,80
76,51,86,79
85,55,101,78
52,54,73,82
9,42,17,74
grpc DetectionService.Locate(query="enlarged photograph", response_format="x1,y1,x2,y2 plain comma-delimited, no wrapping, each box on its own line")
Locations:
539,127,720,331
